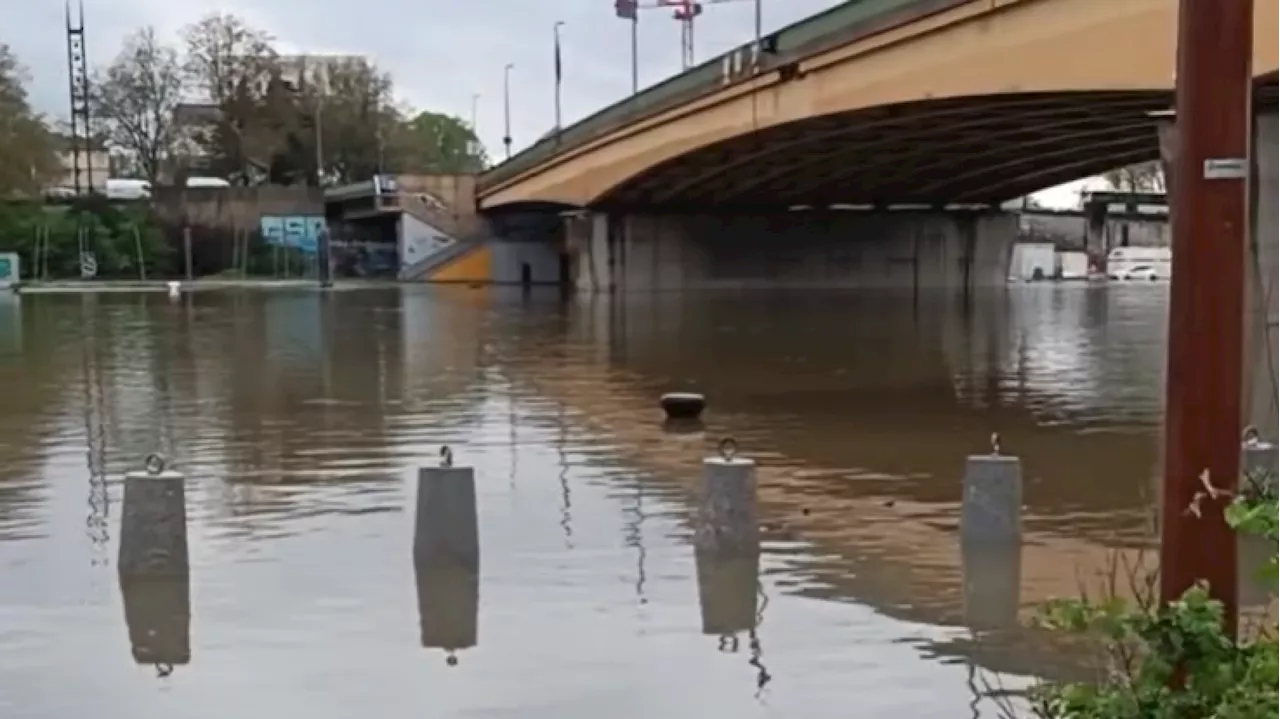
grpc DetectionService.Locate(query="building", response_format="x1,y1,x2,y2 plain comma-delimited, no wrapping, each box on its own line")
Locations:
168,54,373,182
1017,191,1169,256
48,145,111,195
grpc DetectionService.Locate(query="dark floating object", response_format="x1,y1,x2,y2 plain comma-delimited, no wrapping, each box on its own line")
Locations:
660,392,706,420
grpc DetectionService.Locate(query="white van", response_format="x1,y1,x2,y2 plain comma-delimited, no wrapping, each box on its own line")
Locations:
104,178,152,201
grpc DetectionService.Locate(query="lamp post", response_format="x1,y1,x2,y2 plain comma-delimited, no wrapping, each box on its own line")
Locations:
630,10,639,94
503,63,514,160
554,21,565,141
468,93,482,167
753,0,763,70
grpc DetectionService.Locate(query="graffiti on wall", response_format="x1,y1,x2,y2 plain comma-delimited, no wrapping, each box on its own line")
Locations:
260,215,326,254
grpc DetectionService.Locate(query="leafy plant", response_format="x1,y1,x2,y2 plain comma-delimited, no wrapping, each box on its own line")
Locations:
1028,471,1278,719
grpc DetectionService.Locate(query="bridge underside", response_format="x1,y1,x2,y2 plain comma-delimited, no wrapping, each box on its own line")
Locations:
597,79,1277,211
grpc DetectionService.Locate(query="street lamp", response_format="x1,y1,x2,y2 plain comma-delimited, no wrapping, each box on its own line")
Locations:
503,63,514,160
468,93,482,165
753,0,763,70
554,21,565,141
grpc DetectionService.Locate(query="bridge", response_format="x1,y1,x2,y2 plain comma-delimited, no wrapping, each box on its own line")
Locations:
452,0,1277,294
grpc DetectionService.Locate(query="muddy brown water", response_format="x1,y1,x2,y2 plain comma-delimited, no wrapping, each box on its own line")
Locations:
0,283,1237,718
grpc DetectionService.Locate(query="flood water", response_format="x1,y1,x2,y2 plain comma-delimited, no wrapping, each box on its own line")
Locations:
0,284,1189,717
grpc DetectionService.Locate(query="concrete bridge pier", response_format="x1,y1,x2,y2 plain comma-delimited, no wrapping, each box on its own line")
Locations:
563,210,1018,294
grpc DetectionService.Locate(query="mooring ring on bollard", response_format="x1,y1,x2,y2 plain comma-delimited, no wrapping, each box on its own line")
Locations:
440,445,454,468
718,437,738,461
990,432,1002,456
1243,425,1261,446
144,453,168,476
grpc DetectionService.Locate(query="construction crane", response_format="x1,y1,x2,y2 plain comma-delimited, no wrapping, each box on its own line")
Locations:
615,0,759,76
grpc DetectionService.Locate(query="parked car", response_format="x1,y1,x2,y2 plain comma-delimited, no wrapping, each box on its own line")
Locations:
1110,264,1162,281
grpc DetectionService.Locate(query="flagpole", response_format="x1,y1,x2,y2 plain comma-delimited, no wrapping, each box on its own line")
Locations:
503,63,513,160
554,20,565,145
630,13,639,94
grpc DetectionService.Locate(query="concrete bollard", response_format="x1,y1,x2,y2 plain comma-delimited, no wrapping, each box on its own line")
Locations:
415,564,479,665
1238,429,1277,608
960,433,1022,546
412,446,479,665
120,577,191,669
118,454,189,579
1240,429,1278,494
695,551,759,647
166,280,181,299
412,446,479,572
694,438,759,559
961,541,1022,630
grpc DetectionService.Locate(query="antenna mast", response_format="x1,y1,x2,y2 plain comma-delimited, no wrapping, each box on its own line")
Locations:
65,0,94,195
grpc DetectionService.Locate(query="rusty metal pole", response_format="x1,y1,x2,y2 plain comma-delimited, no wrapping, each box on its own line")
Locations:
1159,0,1253,629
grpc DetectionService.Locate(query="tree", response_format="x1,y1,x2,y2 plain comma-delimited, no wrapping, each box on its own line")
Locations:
1103,161,1165,194
394,110,488,174
0,44,58,197
91,27,183,184
302,56,396,185
181,13,282,183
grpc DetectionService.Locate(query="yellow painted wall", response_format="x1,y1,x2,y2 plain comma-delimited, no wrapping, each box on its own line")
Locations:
428,243,493,283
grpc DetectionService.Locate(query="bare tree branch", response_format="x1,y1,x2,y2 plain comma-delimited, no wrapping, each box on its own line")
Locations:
90,27,183,184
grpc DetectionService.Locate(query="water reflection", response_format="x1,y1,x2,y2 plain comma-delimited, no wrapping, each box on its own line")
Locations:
695,552,759,644
961,542,1022,631
119,577,191,672
0,293,20,356
80,295,110,563
0,284,1184,717
414,565,479,664
555,402,575,548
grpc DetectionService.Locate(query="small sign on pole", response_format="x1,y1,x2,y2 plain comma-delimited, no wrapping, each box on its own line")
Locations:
1203,157,1248,180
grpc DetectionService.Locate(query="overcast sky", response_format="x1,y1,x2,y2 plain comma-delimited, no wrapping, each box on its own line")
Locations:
8,0,1096,205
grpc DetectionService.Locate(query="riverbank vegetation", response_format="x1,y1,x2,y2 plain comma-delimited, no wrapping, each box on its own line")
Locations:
0,200,170,279
1023,470,1278,719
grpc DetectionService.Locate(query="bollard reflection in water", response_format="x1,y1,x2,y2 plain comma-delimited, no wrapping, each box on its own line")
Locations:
661,418,705,435
695,550,759,643
412,447,480,665
119,577,191,671
960,541,1022,631
414,564,479,662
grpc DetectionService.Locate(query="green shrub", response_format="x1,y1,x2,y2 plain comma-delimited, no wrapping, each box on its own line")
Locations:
1029,476,1278,719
